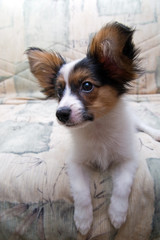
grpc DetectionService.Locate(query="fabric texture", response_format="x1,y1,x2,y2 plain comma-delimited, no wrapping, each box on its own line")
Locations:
0,0,160,239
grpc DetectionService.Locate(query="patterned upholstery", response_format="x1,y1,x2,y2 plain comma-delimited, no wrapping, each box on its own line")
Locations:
0,0,160,239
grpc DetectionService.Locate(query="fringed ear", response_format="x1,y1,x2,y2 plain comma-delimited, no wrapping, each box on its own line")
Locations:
87,22,142,87
26,47,65,98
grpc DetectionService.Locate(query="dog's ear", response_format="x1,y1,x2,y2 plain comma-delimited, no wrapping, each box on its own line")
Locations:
26,47,65,98
87,22,141,85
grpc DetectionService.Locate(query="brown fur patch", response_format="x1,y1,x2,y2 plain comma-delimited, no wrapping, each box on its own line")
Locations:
55,74,66,100
56,74,66,89
68,68,101,90
26,48,65,98
68,63,119,118
82,85,119,119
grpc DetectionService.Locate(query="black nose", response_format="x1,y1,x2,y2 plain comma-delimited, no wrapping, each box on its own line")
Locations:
56,107,71,123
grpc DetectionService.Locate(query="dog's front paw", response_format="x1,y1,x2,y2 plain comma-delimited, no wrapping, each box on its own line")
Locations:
108,202,127,229
74,204,93,235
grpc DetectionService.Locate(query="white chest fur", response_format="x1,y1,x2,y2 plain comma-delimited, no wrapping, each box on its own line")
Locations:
70,98,136,170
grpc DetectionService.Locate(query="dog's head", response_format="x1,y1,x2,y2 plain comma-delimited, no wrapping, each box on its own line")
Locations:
27,22,141,128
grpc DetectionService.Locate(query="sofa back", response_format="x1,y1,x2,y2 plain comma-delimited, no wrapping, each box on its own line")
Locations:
0,0,160,99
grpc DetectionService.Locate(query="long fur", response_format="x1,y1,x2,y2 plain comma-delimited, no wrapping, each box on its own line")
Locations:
27,22,160,235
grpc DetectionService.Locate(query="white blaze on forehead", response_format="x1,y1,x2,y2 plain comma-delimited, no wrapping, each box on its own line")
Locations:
60,59,81,84
58,59,84,124
59,59,81,107
58,59,82,109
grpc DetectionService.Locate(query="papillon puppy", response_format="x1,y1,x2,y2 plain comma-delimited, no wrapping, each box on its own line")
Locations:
26,22,160,235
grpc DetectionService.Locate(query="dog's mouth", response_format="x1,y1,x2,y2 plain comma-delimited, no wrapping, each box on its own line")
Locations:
65,122,81,128
64,115,94,128
82,112,94,122
56,109,94,128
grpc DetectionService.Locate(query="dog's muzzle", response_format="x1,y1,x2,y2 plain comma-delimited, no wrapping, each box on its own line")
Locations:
56,106,94,126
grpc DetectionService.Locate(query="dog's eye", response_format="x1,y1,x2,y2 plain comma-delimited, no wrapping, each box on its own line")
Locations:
57,88,64,99
81,82,93,92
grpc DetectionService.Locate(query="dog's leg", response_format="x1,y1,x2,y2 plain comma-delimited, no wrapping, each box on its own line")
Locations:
108,159,137,229
67,161,92,235
133,115,160,141
136,121,160,141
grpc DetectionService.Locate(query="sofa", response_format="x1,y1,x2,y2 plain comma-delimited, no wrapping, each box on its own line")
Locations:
0,0,160,239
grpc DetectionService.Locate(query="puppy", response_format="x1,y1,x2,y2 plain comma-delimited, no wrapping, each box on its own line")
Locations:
26,22,160,235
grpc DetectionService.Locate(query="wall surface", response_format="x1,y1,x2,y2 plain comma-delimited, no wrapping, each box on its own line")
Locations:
0,0,160,97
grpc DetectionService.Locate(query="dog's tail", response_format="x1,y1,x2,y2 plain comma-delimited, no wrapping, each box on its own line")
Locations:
135,117,160,142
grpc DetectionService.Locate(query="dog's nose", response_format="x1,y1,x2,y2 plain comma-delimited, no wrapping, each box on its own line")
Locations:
56,107,71,123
